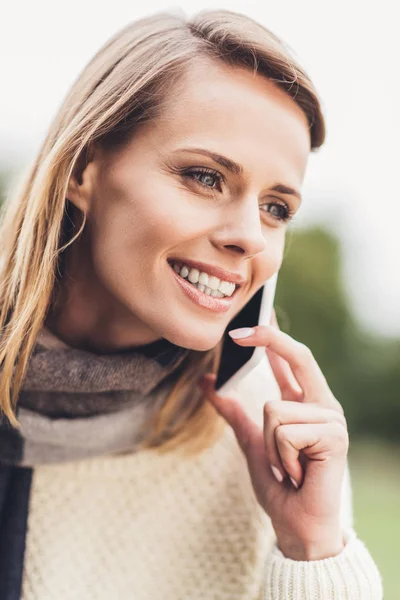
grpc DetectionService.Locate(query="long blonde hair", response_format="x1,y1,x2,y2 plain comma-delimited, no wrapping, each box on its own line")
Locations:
0,8,326,456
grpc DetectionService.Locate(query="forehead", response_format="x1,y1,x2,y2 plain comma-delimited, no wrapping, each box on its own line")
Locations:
154,60,311,177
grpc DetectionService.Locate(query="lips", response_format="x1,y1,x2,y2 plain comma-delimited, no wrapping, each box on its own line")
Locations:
167,258,246,287
177,269,240,299
169,262,236,313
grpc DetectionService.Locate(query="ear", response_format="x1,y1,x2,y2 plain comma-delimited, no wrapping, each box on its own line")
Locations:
66,142,97,214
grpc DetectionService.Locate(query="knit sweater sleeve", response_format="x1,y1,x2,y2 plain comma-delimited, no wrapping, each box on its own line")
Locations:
260,460,384,600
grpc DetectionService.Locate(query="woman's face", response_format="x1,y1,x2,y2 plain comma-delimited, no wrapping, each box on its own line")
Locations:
64,60,311,352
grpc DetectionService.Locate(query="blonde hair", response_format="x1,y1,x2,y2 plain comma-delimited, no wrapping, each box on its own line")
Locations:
0,8,326,456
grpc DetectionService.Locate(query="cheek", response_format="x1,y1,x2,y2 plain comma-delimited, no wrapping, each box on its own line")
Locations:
87,177,202,283
256,231,285,279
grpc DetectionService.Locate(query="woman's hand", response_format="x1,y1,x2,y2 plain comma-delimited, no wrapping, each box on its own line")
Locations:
199,310,349,561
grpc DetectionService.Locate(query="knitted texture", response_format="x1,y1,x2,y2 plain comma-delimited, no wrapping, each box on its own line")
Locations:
264,529,383,599
20,356,383,600
21,428,271,599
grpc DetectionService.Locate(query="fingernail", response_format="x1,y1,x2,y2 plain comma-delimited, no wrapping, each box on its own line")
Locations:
290,476,298,489
228,327,255,339
270,465,283,483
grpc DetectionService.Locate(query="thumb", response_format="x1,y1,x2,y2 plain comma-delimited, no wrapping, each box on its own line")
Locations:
200,374,259,455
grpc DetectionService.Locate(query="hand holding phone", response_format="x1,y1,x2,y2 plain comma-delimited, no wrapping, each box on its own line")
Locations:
215,272,278,394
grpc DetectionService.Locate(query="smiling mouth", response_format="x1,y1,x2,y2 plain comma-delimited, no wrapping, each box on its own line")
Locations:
167,260,240,299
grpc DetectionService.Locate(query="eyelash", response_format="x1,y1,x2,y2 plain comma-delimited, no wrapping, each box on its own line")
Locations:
181,167,295,223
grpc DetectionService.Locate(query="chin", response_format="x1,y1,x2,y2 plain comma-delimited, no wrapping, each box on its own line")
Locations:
165,328,223,353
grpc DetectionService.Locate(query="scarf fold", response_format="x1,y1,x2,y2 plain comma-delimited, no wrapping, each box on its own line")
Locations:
0,325,192,467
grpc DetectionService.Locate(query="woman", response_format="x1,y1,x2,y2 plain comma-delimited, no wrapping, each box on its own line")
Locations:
0,8,383,599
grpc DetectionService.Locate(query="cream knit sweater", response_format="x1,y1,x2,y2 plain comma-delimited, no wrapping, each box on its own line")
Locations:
20,354,383,600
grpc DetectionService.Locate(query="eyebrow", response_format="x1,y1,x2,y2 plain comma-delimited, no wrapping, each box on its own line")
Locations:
176,147,302,203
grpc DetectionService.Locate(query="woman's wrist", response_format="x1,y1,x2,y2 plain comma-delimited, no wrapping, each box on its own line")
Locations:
275,528,346,561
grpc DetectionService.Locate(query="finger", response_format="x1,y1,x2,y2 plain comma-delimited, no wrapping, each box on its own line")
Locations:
265,347,304,401
268,310,304,400
263,400,346,482
230,325,338,408
275,422,349,490
199,374,260,456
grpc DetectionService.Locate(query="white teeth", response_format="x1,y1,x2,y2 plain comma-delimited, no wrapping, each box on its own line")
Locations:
188,268,200,284
179,265,189,278
219,280,235,295
194,283,222,296
172,261,237,297
198,272,209,286
207,275,220,291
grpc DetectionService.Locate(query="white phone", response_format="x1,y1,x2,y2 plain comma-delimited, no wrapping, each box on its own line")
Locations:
214,272,278,394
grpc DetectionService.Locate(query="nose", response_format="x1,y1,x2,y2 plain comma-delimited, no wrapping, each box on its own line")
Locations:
213,195,269,259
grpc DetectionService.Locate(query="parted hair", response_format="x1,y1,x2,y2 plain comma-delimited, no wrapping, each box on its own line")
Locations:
0,8,325,456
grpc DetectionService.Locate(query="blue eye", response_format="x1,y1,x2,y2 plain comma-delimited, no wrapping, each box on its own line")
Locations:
181,168,295,223
183,168,224,191
260,202,294,223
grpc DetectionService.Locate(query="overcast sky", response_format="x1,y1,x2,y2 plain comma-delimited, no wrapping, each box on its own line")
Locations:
1,0,399,337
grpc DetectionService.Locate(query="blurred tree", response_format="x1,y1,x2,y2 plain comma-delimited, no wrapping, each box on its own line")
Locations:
275,226,399,442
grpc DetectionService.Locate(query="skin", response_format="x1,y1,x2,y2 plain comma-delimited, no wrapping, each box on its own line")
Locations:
201,321,348,561
47,59,310,353
47,60,354,563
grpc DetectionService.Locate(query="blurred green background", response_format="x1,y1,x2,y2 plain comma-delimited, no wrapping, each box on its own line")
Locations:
275,225,399,597
1,171,398,595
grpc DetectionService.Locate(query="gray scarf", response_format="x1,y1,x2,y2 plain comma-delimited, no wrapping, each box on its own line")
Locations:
0,325,192,466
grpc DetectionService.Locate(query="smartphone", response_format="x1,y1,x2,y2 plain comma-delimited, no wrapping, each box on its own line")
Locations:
214,272,278,394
